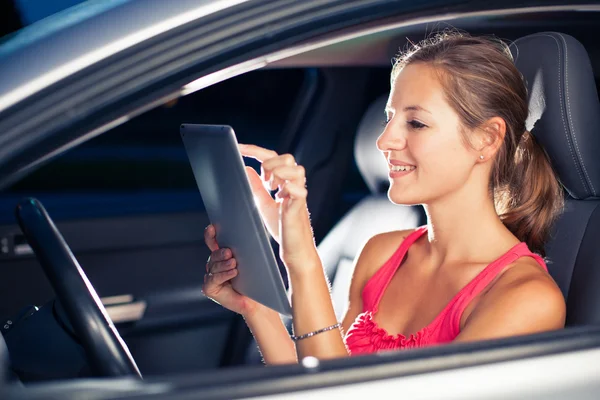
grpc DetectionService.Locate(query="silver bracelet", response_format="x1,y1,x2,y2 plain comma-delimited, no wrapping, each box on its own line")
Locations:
291,323,341,342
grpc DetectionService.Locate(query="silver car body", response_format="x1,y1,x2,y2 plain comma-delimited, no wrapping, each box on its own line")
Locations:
0,1,599,399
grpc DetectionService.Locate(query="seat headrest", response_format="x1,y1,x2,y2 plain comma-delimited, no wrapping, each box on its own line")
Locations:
510,32,600,200
355,95,389,194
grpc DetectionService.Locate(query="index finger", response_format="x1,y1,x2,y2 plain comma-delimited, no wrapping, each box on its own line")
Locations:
238,143,278,163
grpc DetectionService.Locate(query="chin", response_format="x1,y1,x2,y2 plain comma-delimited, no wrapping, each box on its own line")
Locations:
387,186,423,206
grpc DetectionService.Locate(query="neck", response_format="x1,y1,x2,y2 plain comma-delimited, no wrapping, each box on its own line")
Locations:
422,179,518,265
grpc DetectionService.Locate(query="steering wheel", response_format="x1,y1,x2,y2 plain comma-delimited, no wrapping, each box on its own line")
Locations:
16,198,141,378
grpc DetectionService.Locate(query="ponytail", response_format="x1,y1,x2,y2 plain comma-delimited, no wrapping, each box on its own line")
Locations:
493,131,564,257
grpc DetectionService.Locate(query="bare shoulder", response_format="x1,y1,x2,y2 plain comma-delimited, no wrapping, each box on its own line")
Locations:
456,257,566,342
468,257,566,332
493,257,564,304
353,229,417,283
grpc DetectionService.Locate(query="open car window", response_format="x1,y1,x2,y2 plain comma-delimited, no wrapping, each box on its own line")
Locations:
0,68,306,223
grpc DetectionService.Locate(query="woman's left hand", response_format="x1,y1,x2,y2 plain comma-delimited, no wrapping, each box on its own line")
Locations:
239,144,318,270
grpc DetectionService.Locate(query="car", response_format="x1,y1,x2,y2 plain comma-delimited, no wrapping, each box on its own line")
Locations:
0,0,599,399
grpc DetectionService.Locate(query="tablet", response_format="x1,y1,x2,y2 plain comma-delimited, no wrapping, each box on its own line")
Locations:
180,124,292,316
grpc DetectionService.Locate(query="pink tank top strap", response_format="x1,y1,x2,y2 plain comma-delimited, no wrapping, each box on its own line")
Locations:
447,242,548,332
361,226,428,312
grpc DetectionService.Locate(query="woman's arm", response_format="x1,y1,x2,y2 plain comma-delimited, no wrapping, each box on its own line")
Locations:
289,255,349,360
244,247,360,364
238,144,345,359
289,246,367,360
237,144,406,361
202,225,298,365
244,305,298,365
290,231,414,360
246,231,400,363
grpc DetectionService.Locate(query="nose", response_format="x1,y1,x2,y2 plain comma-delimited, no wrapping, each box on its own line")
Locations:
376,122,407,153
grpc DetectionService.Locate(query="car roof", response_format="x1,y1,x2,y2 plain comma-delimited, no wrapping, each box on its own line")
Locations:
0,0,249,114
2,0,598,116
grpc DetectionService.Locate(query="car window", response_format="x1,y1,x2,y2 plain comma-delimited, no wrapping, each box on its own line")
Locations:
330,68,390,226
0,68,306,222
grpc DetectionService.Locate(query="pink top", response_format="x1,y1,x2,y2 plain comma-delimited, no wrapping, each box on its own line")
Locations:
345,225,547,355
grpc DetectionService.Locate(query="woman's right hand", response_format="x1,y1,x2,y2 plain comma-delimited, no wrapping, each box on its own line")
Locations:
202,225,261,317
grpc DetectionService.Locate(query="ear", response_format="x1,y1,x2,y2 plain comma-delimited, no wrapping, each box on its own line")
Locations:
477,117,506,160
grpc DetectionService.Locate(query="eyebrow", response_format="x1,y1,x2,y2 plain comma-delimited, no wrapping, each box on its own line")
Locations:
403,105,431,114
384,105,432,114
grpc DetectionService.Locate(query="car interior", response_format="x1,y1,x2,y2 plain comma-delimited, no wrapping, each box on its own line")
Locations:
0,6,599,397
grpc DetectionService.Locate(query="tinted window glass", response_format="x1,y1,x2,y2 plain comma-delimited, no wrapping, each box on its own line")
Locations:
1,69,306,221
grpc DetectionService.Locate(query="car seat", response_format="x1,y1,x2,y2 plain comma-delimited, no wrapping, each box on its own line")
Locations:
509,32,600,326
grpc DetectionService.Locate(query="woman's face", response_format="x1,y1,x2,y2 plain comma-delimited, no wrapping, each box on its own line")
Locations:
376,62,481,206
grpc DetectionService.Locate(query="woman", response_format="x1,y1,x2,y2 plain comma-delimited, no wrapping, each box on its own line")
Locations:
202,32,566,364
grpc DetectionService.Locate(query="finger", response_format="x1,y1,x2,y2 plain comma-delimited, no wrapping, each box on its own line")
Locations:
206,248,232,273
246,166,280,240
204,225,219,252
276,181,308,201
209,258,237,274
267,168,284,191
239,144,278,163
246,167,275,207
262,153,296,172
262,154,298,190
207,268,239,286
210,248,232,263
270,165,306,188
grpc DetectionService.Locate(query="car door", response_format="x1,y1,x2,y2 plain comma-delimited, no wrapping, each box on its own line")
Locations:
0,68,310,376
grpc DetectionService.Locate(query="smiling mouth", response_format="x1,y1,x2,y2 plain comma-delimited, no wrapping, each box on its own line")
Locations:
390,165,416,172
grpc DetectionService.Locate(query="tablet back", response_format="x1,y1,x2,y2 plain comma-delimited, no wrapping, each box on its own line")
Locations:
180,124,291,316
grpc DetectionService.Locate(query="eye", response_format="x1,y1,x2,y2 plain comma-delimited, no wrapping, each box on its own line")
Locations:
382,115,391,127
408,120,427,129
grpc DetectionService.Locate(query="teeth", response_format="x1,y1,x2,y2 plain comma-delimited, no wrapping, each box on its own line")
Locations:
391,165,416,172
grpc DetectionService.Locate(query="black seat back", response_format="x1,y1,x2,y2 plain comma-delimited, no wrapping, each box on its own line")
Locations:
510,32,600,326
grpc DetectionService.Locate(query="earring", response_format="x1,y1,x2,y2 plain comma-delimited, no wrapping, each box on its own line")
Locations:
479,155,484,160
